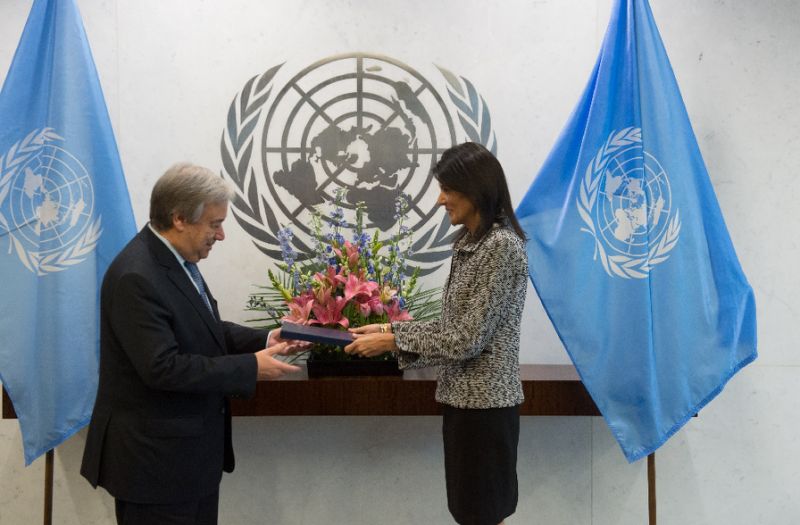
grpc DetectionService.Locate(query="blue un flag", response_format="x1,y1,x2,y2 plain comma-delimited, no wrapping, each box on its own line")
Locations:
0,0,135,464
516,0,757,462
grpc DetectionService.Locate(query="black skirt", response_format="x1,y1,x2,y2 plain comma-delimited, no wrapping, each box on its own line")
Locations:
442,404,520,525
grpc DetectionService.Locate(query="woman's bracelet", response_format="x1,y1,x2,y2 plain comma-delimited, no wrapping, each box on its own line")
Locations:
380,323,391,334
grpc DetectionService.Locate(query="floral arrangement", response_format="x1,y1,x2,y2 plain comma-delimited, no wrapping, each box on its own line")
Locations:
247,192,441,361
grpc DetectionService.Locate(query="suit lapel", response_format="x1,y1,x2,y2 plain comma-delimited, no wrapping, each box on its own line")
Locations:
142,228,227,351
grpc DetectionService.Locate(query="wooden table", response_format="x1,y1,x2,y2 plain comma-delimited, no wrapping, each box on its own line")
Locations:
3,365,599,419
228,364,600,416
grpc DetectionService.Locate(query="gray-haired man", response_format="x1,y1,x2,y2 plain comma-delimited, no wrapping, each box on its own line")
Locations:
81,163,300,525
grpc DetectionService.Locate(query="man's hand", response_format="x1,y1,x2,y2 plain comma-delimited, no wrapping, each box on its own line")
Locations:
268,327,311,355
254,343,301,380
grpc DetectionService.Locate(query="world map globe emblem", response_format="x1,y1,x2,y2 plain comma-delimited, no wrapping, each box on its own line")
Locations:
229,53,462,271
7,144,95,256
594,145,672,258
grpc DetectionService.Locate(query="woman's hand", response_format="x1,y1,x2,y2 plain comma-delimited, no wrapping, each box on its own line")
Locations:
349,323,383,335
344,333,399,358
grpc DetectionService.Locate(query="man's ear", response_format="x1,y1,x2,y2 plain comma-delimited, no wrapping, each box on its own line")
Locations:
172,214,188,232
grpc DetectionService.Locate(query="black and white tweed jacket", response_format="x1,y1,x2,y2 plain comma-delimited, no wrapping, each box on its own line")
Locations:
393,223,528,409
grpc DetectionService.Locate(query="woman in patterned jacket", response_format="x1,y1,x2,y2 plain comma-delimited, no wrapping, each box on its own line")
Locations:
345,142,529,525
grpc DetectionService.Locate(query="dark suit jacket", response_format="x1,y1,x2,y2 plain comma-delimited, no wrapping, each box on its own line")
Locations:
80,227,265,504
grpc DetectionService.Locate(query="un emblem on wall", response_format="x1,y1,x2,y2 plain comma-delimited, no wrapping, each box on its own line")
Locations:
577,127,681,279
221,53,497,274
0,128,101,275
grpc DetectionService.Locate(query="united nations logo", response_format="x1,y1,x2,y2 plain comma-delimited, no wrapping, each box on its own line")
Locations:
0,128,101,275
577,127,680,279
221,53,497,274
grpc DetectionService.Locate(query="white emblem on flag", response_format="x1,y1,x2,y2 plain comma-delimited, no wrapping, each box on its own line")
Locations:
577,127,681,279
0,128,102,275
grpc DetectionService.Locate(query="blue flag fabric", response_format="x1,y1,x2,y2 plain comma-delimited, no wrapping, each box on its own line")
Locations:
0,0,135,465
516,0,757,462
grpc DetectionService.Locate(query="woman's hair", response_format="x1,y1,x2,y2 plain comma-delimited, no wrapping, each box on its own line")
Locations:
433,142,526,242
149,162,234,231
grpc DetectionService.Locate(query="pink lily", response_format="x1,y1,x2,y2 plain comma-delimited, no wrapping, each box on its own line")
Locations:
365,294,385,316
333,241,361,271
310,295,350,328
313,285,333,307
385,299,413,322
345,243,361,270
314,266,341,291
357,299,372,318
282,292,314,325
342,273,379,302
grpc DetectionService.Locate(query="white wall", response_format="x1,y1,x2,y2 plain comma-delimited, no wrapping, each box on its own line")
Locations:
1,1,798,523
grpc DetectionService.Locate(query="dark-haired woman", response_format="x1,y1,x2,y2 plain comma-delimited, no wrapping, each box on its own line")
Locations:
345,142,528,525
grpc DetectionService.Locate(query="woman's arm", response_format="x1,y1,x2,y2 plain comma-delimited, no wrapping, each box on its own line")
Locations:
393,233,527,362
345,319,444,369
344,230,527,364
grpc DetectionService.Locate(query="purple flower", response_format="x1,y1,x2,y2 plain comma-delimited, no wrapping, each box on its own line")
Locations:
277,227,297,269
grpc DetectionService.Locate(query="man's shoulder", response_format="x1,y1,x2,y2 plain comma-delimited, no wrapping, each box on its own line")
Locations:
105,229,162,279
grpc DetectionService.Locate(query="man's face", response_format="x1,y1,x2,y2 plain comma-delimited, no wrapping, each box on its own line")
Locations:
173,201,228,263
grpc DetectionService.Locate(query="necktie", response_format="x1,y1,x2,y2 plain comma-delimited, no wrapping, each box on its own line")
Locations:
184,261,214,316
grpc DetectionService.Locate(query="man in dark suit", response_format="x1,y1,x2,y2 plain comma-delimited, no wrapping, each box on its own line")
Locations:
81,163,301,525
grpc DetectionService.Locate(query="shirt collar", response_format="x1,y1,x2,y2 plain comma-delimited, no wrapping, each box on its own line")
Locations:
148,222,187,266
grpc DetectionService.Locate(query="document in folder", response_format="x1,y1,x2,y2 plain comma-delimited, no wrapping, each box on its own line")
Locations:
281,322,355,347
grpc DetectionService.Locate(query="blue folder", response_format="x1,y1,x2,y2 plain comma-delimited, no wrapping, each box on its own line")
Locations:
281,322,355,347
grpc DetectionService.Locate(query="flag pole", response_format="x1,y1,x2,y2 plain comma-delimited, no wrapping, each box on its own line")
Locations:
43,449,53,525
647,452,656,524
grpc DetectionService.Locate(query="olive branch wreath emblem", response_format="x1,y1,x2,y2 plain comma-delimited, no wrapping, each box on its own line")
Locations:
438,65,497,155
220,60,498,266
220,64,288,260
577,127,681,279
0,128,102,275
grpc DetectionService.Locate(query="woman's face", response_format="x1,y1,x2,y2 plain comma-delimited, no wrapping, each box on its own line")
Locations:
437,184,480,232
